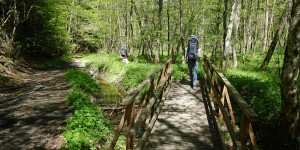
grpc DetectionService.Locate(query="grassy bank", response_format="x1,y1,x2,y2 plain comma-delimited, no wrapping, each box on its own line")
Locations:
200,49,300,148
82,52,189,91
63,70,125,149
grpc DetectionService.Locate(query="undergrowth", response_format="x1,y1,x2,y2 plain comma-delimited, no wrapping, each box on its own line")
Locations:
200,49,299,148
81,53,161,92
63,69,125,149
82,51,189,90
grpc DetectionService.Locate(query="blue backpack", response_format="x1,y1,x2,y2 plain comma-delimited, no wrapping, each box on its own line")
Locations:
120,49,126,56
187,35,199,61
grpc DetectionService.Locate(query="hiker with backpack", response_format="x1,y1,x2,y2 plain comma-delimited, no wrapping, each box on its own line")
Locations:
185,35,201,90
120,48,129,64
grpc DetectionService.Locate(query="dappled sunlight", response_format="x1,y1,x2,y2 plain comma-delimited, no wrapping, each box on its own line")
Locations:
223,68,282,122
144,81,222,150
0,69,72,149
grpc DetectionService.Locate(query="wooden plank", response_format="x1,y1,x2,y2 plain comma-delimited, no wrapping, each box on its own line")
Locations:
136,77,173,150
109,110,127,150
122,59,172,105
130,71,172,137
135,79,155,122
224,86,237,129
210,71,216,101
203,65,240,148
156,69,164,90
201,74,227,150
249,123,259,150
126,102,134,149
218,85,226,125
215,77,222,93
203,55,258,121
240,113,250,150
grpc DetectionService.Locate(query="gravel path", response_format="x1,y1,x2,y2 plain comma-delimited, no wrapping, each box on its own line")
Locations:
0,60,86,150
144,80,223,150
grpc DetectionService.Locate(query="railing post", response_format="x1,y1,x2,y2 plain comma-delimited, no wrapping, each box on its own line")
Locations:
110,112,127,150
110,59,173,150
224,86,236,129
240,112,250,150
126,101,135,149
203,55,259,150
218,85,226,124
156,69,164,89
135,79,155,122
167,62,172,74
249,123,259,150
210,71,216,101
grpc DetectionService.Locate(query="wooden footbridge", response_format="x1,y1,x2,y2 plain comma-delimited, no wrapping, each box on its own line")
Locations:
110,56,259,150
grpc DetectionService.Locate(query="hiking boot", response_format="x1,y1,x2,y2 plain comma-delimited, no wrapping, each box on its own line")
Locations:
192,85,196,90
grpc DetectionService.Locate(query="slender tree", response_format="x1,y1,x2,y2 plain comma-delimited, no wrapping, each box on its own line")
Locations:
232,0,241,68
259,15,286,70
221,0,229,69
262,0,269,55
270,0,299,149
180,0,185,64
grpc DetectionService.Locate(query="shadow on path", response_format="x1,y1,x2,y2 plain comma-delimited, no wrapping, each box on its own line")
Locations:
0,68,73,149
144,78,222,150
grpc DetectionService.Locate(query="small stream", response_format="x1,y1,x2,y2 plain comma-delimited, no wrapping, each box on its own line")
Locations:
96,78,125,126
96,79,123,105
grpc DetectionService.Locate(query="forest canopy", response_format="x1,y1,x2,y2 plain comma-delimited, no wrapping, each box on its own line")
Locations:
0,0,299,149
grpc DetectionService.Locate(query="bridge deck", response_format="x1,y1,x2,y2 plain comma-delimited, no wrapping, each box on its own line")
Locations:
144,80,223,150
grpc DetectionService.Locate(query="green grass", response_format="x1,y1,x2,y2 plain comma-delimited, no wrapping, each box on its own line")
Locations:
81,51,193,93
199,48,298,148
66,70,99,93
63,69,126,149
200,49,286,123
224,50,284,123
81,52,161,92
97,79,124,104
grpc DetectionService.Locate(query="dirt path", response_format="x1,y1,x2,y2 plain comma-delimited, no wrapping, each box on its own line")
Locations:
0,60,86,150
144,80,222,150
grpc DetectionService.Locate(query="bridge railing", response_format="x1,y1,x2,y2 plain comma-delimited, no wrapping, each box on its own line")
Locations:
203,55,259,150
110,59,173,150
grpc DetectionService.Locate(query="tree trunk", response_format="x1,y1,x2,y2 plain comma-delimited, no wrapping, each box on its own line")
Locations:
242,0,247,64
270,0,277,37
232,0,241,69
167,0,170,58
221,0,229,70
68,0,75,34
253,0,259,58
262,0,269,55
259,16,285,70
199,0,205,58
246,0,253,54
211,41,218,63
117,6,123,48
270,1,299,149
180,0,185,64
156,0,163,63
125,0,128,49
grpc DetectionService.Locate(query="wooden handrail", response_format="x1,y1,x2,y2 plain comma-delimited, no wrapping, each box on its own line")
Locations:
203,55,259,150
203,55,258,121
130,70,173,136
110,59,173,150
122,59,172,105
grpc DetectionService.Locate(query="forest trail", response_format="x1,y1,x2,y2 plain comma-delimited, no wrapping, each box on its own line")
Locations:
0,60,86,150
144,80,223,150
